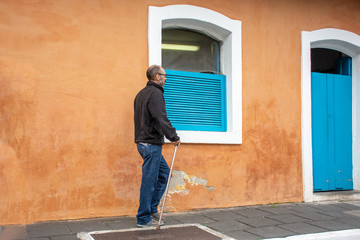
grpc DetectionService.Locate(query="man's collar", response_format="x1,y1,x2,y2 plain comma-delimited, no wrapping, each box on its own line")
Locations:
147,81,164,92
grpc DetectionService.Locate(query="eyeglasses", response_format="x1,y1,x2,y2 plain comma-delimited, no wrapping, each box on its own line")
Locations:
157,73,166,76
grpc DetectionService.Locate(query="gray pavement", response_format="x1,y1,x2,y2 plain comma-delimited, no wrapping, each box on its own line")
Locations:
1,200,360,240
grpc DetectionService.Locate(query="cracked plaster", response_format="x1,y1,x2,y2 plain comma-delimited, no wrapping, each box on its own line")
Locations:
169,170,214,195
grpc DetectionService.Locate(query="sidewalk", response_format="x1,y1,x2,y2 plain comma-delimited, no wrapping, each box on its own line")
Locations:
1,200,360,240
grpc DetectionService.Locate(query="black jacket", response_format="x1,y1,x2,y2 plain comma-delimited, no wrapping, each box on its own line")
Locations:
134,81,180,145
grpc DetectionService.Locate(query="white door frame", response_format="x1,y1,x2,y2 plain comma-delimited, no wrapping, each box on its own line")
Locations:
301,28,360,202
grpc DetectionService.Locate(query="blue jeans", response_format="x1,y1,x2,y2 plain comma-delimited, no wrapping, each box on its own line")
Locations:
136,143,170,225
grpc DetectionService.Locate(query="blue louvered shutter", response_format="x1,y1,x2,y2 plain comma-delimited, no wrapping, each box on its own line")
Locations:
164,69,227,132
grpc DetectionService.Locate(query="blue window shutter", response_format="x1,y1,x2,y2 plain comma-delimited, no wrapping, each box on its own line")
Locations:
164,69,227,132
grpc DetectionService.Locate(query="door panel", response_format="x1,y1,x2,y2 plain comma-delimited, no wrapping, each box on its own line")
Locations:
311,72,353,191
311,73,329,191
333,74,353,190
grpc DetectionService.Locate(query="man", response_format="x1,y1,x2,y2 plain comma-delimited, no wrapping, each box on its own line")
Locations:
134,65,181,228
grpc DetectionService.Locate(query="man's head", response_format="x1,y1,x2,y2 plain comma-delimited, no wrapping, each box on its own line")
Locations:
146,65,167,87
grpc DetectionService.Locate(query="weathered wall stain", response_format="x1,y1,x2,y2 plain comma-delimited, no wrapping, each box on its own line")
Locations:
0,56,37,223
242,98,302,203
0,56,36,156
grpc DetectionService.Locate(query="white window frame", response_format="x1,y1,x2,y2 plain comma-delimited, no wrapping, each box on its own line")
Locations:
148,4,242,144
301,28,360,202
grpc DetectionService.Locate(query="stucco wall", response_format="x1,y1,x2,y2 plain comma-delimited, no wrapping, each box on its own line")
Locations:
0,0,359,224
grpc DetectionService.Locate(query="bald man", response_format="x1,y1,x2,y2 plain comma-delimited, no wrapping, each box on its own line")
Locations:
134,65,181,227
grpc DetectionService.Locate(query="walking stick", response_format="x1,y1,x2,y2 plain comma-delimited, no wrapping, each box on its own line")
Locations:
156,144,179,230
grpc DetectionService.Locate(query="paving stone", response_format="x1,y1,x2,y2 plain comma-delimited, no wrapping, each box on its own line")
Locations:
245,226,296,238
308,220,357,231
159,217,183,226
26,222,72,238
289,204,322,213
334,203,360,210
137,217,183,227
171,213,216,225
320,210,360,219
258,205,298,215
206,220,251,232
344,210,360,217
203,210,244,221
237,217,282,227
103,217,138,229
225,230,262,240
338,218,360,228
294,212,335,221
228,206,249,212
29,238,50,240
278,222,328,234
66,220,111,233
266,214,310,224
0,225,27,239
51,235,78,240
309,203,352,212
233,208,273,218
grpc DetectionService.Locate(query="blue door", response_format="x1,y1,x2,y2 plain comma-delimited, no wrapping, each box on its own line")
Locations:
311,72,353,191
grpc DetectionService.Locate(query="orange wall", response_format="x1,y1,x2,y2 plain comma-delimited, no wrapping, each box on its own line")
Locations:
0,0,359,224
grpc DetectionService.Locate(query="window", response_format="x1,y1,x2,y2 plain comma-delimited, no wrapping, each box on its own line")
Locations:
161,28,226,132
148,5,242,144
162,29,220,73
311,48,352,75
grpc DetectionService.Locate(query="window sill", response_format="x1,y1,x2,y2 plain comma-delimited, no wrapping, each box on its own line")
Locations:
166,130,242,144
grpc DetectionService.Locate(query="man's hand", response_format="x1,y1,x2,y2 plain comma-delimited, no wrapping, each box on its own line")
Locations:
173,140,181,147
